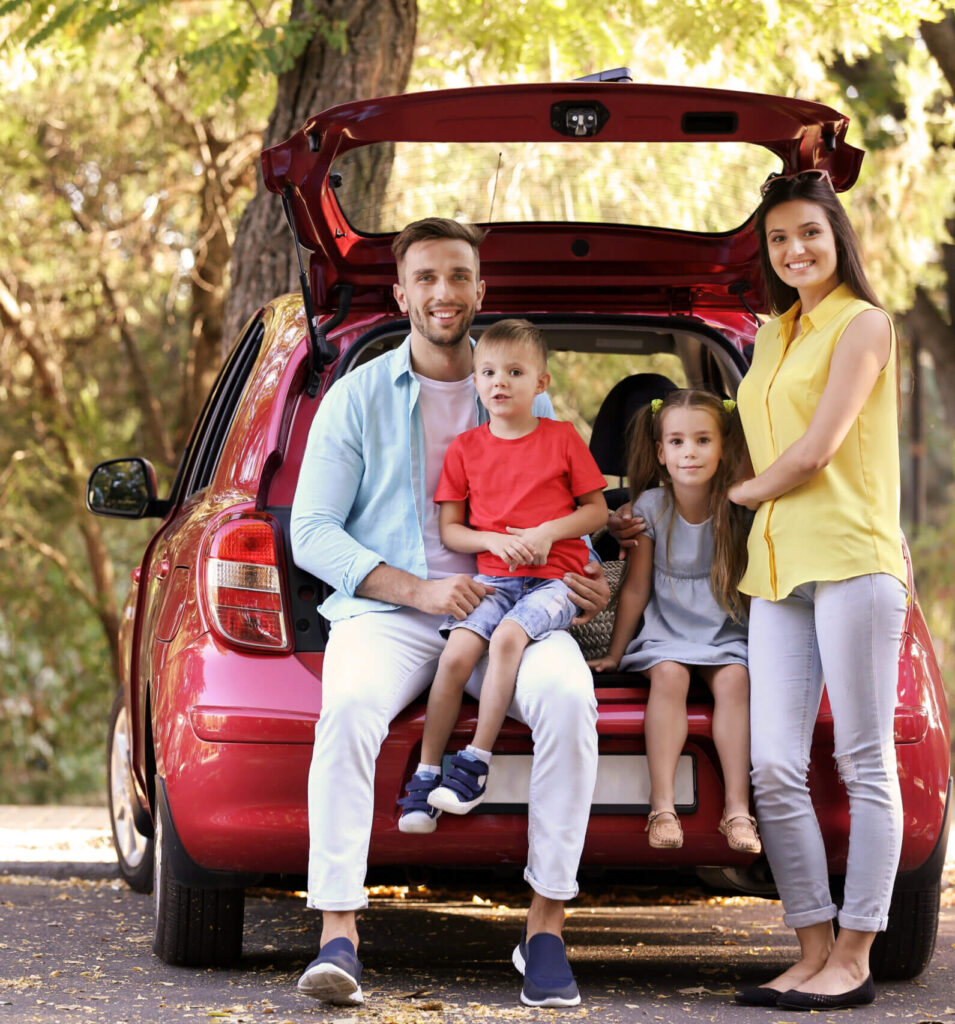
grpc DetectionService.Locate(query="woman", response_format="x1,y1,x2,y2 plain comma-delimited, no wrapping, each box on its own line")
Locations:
729,169,908,1011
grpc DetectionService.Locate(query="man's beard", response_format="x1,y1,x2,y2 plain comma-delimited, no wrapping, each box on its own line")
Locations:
409,303,476,349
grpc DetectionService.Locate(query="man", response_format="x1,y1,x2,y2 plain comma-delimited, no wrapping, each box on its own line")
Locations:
290,217,610,1008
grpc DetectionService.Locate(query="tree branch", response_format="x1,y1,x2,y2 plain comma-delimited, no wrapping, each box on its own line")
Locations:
1,518,98,611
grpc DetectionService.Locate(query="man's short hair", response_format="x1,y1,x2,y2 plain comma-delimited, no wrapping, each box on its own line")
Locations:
391,218,488,274
474,318,548,371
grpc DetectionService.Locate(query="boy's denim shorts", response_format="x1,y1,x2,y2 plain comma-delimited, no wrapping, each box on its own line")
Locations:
442,574,577,642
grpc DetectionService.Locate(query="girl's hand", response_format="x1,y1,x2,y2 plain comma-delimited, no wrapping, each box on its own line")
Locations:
587,654,620,673
505,524,553,566
728,480,759,511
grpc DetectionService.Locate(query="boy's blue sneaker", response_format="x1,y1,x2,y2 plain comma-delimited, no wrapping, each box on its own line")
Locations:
397,771,442,833
512,927,581,1007
426,751,489,814
297,937,363,1004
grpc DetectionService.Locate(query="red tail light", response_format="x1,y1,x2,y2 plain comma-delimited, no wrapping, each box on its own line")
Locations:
204,517,290,650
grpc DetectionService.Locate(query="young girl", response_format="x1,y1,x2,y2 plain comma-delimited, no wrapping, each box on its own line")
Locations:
589,389,759,854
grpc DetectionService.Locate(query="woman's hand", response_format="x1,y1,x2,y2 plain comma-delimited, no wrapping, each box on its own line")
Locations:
728,480,760,511
564,561,610,625
607,503,646,559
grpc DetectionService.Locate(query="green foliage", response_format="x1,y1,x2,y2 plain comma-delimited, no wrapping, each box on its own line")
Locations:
3,0,955,802
1,0,347,109
414,0,953,89
0,9,261,801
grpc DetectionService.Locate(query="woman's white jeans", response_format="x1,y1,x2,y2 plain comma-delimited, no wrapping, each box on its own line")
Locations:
307,607,599,910
748,574,907,932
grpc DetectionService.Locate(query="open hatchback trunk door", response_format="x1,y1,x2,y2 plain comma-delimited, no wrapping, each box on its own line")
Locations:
262,81,863,316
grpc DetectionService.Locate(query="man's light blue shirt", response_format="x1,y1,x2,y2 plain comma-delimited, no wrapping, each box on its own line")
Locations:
290,336,554,621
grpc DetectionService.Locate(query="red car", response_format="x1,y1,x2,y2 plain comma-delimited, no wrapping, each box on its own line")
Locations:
90,77,951,977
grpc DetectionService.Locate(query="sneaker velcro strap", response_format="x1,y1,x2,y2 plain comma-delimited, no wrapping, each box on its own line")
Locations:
442,753,488,800
398,773,439,810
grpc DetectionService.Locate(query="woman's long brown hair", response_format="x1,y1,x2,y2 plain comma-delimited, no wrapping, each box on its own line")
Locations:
626,389,750,623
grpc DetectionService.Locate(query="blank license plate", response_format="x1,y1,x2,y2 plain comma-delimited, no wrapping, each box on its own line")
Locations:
442,753,697,814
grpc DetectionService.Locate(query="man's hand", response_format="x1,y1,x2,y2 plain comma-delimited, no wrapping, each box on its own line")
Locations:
607,504,646,559
564,561,610,626
414,574,493,619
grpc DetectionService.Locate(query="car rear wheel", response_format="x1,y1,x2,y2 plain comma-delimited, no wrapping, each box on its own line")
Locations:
152,794,245,966
869,882,941,980
107,689,154,894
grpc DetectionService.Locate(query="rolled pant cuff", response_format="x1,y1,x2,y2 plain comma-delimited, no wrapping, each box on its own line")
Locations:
524,866,579,902
838,910,889,933
306,894,369,912
782,902,838,929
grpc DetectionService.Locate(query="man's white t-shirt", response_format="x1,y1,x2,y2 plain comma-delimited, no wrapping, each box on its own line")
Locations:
413,372,478,578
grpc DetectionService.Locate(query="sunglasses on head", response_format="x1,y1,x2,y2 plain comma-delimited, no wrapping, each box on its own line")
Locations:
759,168,834,197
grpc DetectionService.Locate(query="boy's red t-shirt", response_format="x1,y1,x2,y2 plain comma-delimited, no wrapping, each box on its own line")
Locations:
435,418,606,578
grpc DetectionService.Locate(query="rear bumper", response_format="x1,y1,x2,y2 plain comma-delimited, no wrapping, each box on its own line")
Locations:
158,696,948,883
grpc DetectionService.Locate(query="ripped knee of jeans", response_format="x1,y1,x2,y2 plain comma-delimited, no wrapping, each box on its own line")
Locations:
835,752,857,783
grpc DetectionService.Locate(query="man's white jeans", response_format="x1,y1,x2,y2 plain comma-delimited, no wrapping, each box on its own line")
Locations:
748,574,907,932
307,607,599,910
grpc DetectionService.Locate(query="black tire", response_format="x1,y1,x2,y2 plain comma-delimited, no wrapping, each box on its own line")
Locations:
152,796,245,967
869,882,941,981
107,689,154,894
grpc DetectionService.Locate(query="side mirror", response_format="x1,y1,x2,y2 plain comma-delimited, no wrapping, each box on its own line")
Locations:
86,458,165,518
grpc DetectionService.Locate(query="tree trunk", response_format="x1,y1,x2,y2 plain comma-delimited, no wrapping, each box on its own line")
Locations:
223,0,418,348
912,12,955,428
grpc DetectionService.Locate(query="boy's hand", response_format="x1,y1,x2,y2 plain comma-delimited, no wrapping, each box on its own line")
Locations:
505,524,553,566
608,504,646,559
485,532,535,572
587,655,620,673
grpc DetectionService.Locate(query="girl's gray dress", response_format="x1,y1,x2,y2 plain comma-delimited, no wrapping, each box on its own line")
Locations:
618,487,748,672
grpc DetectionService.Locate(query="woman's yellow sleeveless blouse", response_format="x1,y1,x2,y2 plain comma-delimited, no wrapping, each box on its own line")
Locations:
737,283,906,601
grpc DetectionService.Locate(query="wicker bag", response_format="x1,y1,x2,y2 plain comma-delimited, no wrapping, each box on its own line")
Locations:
568,558,626,661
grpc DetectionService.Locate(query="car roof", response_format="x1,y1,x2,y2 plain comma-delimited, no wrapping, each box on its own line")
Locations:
262,81,862,315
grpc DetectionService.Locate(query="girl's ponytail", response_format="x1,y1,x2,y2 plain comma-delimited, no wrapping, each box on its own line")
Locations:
626,403,665,501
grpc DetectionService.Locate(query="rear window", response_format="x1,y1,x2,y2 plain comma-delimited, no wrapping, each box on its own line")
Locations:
331,140,782,235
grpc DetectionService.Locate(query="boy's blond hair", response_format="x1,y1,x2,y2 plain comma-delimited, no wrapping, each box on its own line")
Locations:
474,318,547,371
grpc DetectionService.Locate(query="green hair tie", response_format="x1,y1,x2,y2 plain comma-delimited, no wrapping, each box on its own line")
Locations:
723,399,736,414
650,398,663,414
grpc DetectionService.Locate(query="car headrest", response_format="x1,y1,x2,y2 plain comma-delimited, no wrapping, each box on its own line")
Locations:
589,373,679,478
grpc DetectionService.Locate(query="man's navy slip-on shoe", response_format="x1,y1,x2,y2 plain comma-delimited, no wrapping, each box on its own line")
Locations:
297,937,363,1005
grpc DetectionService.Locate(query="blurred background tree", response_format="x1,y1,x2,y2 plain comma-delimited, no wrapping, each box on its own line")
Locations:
1,0,953,801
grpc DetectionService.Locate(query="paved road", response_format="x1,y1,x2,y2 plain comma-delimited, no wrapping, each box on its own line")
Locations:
1,807,954,1024
1,874,954,1024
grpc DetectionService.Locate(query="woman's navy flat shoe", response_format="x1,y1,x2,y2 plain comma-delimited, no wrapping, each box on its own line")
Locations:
735,985,781,1006
777,974,875,1011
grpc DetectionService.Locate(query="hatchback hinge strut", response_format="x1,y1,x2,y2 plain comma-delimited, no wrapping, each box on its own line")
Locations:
729,281,762,330
280,186,353,396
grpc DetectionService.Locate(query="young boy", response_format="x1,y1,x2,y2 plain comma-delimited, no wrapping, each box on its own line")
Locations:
398,319,608,832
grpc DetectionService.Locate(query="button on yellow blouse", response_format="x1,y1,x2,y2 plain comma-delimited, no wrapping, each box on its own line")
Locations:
737,283,907,601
